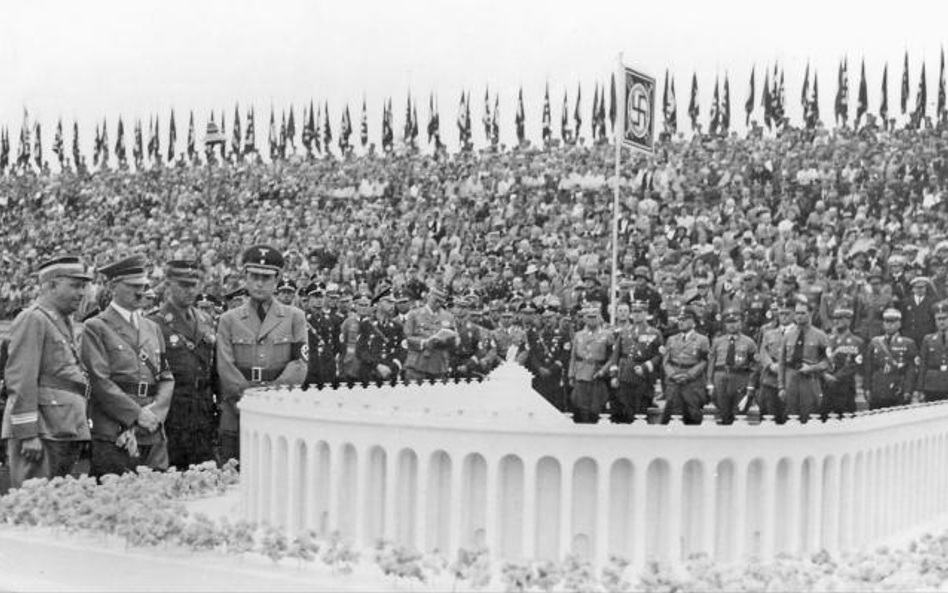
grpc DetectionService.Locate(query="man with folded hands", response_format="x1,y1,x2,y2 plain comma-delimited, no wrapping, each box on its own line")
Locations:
80,254,175,477
2,255,93,487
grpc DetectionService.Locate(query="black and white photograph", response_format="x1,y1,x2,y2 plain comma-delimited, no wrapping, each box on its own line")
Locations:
2,0,948,590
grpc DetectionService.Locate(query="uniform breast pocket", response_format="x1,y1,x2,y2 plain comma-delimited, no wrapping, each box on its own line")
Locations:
231,332,256,366
269,334,293,363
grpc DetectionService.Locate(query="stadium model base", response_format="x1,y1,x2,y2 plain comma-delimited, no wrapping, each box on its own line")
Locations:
240,360,948,568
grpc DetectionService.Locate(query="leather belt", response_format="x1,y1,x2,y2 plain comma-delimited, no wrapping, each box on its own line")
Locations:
172,378,212,392
38,376,87,397
238,367,283,383
114,381,159,399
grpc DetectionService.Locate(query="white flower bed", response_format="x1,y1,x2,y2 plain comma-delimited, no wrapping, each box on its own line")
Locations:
2,464,948,592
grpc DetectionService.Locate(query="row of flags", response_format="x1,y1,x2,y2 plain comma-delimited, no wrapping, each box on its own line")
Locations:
2,51,946,172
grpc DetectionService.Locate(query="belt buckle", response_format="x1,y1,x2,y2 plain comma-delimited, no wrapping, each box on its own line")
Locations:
137,382,149,398
251,367,263,382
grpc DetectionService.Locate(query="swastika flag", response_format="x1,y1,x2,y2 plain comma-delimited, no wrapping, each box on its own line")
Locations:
623,66,656,153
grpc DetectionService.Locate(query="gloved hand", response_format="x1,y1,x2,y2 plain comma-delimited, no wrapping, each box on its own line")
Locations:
116,429,139,458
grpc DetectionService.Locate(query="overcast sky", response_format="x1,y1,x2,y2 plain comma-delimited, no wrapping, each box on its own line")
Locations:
2,0,947,156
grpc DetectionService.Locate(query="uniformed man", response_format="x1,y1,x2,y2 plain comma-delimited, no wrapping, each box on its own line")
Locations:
608,301,664,423
661,307,710,425
195,293,223,327
356,285,406,384
225,287,248,310
403,287,458,381
303,283,339,386
275,278,298,306
567,306,613,424
216,245,308,463
451,296,494,379
147,260,217,469
2,255,93,487
339,295,370,382
900,276,936,347
821,307,865,418
657,274,685,338
865,308,918,409
778,297,831,423
707,308,758,425
81,255,175,476
631,266,662,324
915,301,948,402
528,302,571,411
758,297,794,422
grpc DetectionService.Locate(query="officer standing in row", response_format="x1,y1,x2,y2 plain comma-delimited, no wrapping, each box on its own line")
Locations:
148,260,217,469
216,245,308,463
568,305,613,423
81,255,175,476
2,256,93,487
355,285,406,383
609,301,664,423
661,307,710,425
757,297,794,422
778,296,831,423
528,301,571,411
452,295,494,379
707,308,758,425
865,308,918,409
404,287,457,381
303,284,340,386
914,301,948,402
821,307,865,418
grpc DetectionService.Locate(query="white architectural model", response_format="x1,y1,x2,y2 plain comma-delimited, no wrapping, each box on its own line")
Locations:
239,361,948,568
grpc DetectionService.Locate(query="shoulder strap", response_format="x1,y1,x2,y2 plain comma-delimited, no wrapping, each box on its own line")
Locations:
34,306,82,366
106,320,162,378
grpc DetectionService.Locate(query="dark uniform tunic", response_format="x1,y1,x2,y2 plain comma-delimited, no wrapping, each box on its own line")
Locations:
864,333,918,409
452,320,494,379
403,305,457,380
821,332,864,417
148,302,217,469
661,330,710,425
707,333,758,424
527,323,571,411
758,326,789,422
305,310,340,386
609,323,664,422
356,315,406,383
916,331,948,401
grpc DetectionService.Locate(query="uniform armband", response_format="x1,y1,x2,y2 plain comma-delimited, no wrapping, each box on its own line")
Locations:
291,341,309,362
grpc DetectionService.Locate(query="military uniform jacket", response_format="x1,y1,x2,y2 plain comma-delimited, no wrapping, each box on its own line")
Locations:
610,323,664,382
216,301,308,433
306,310,340,383
864,334,918,397
81,306,174,442
707,333,758,382
918,331,948,392
340,313,365,378
758,326,789,387
452,320,494,372
777,325,830,389
529,324,571,375
356,315,406,375
148,302,215,396
568,327,613,382
825,333,865,384
742,292,771,336
900,294,937,346
1,301,91,442
404,305,457,375
662,330,710,381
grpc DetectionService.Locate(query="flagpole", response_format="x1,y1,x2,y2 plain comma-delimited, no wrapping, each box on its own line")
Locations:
611,52,624,326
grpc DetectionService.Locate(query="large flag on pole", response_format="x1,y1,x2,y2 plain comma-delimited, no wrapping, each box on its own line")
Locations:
244,107,255,155
53,118,64,168
621,65,656,153
361,97,370,148
835,59,849,127
542,83,552,145
573,83,582,142
939,48,947,125
709,77,720,135
913,62,927,128
722,75,731,134
232,105,242,159
762,70,772,129
516,87,526,146
609,73,616,132
168,110,177,162
72,121,81,169
880,64,889,126
561,90,569,143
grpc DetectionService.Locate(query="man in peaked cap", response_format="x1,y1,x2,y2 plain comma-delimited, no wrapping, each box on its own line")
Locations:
661,306,711,425
607,300,664,423
568,305,614,423
80,254,175,476
915,301,948,403
147,260,218,469
865,308,918,410
2,255,92,487
900,276,936,348
820,306,865,419
706,308,758,425
404,286,458,381
777,296,831,423
216,245,307,463
355,283,406,384
275,277,298,306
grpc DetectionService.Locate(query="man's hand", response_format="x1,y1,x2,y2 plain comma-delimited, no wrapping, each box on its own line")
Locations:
769,362,779,373
706,383,715,395
913,390,924,404
376,364,392,379
777,388,787,402
823,373,838,384
19,436,43,463
137,408,159,432
634,365,644,377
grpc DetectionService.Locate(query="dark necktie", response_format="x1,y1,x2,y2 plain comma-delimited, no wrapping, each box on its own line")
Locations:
791,327,806,367
256,302,267,323
726,336,736,367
